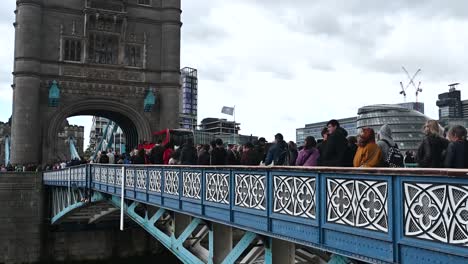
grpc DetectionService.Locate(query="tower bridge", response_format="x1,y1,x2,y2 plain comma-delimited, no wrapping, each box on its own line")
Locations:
42,164,468,264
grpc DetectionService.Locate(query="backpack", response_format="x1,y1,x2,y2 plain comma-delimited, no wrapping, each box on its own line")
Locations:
382,139,404,168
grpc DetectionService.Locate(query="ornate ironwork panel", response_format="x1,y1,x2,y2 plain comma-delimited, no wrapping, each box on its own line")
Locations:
327,178,388,233
235,173,266,210
205,172,230,205
148,169,162,193
136,169,147,190
183,171,202,200
79,166,86,181
273,175,316,219
116,168,122,186
126,168,135,188
404,182,468,246
94,166,101,183
100,167,108,183
108,167,115,185
164,170,180,196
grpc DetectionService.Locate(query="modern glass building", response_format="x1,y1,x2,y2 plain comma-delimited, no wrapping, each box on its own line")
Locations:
180,67,198,130
357,104,429,152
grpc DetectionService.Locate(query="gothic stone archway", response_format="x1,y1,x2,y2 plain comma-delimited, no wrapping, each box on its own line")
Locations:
10,0,181,164
44,98,153,164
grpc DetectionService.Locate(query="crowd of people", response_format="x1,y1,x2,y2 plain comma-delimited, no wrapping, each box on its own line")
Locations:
90,119,468,169
2,119,467,172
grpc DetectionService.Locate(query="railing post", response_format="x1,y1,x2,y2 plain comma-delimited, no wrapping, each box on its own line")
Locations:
120,165,126,231
67,167,71,206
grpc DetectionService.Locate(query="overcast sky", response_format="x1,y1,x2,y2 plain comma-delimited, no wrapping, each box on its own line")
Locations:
1,0,468,146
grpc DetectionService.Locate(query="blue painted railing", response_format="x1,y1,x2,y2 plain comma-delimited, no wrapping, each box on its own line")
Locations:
43,165,468,263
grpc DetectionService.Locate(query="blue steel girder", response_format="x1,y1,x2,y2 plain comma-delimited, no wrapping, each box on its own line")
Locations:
43,164,468,264
50,188,105,224
107,195,266,264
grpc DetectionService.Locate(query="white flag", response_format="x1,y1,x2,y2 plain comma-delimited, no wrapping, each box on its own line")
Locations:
221,106,235,116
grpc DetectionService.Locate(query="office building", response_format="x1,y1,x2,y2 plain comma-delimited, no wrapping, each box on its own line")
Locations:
180,67,198,130
437,84,468,128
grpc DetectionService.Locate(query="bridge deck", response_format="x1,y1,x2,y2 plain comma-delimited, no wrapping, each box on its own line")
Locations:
43,165,468,263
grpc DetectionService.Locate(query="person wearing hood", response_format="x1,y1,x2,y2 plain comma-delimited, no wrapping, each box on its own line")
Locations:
296,136,320,166
377,125,395,159
265,133,289,166
321,120,350,166
354,128,383,168
377,124,403,167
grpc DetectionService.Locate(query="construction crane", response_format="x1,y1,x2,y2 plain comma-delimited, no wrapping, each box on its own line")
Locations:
401,67,423,104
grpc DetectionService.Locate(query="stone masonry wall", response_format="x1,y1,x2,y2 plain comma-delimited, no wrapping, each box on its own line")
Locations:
0,173,43,264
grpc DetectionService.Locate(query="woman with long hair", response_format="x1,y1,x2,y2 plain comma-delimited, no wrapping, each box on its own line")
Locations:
416,120,448,168
353,128,382,168
296,136,320,166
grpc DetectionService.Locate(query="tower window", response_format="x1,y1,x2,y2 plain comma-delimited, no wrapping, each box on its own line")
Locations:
125,45,143,67
87,33,119,65
63,39,82,62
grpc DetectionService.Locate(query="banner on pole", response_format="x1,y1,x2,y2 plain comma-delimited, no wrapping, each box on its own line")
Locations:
221,106,234,116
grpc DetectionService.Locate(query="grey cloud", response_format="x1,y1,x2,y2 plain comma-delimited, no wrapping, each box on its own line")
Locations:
182,21,227,42
255,62,295,80
181,1,228,42
0,1,15,24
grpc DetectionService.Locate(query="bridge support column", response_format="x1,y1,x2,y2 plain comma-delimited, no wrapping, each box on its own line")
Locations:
212,223,232,264
174,212,191,238
11,1,43,165
270,238,295,264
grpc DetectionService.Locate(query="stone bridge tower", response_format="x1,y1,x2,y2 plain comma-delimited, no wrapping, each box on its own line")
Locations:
11,0,181,164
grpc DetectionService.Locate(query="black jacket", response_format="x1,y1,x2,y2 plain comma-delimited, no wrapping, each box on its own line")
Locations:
321,127,349,167
211,147,227,165
179,144,198,165
99,155,109,164
149,145,165,164
444,141,468,169
197,150,211,165
132,155,146,165
226,149,240,165
289,148,298,166
241,149,260,166
416,134,449,168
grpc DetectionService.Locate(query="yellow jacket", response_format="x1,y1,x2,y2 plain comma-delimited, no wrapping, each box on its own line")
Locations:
353,142,383,168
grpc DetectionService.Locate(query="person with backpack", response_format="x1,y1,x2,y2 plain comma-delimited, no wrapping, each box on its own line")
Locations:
377,124,404,167
354,128,383,168
265,133,289,166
